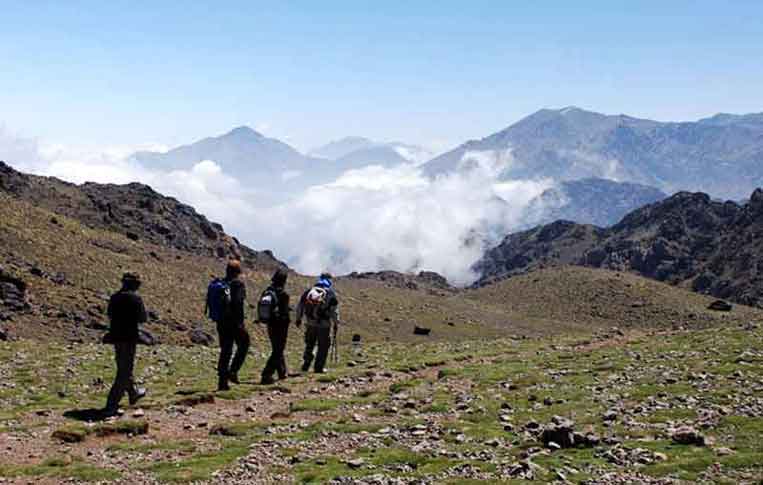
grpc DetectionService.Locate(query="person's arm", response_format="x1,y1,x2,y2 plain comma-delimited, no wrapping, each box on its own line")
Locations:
233,282,246,327
329,294,340,327
295,291,305,326
280,292,291,324
135,295,148,324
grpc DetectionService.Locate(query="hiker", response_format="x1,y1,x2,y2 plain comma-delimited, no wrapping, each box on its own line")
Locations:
206,259,250,391
296,273,340,374
258,269,291,384
103,272,148,416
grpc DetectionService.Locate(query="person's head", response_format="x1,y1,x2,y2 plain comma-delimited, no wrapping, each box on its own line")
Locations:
225,259,242,280
316,272,333,289
121,272,141,291
271,268,288,288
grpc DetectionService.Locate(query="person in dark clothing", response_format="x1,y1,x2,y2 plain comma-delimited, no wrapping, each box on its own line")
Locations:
215,260,250,391
296,273,340,374
260,269,291,385
104,272,148,416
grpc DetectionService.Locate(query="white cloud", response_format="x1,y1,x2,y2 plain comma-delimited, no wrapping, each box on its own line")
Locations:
1,130,552,285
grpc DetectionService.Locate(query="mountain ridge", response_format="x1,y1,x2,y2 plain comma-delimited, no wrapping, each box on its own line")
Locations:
422,107,763,199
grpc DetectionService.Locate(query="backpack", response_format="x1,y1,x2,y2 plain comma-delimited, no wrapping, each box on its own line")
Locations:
206,278,231,323
304,286,330,320
257,288,279,323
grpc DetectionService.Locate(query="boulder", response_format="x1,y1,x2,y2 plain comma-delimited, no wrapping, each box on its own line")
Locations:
413,326,431,336
190,328,215,346
708,300,732,312
671,426,706,446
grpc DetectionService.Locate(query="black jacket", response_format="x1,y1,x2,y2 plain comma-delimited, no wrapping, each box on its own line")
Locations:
223,278,246,328
107,290,147,342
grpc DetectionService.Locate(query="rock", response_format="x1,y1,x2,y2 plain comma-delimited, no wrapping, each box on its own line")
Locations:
346,458,365,470
603,409,618,421
0,327,7,341
413,326,431,336
671,426,706,446
716,447,735,456
541,419,576,449
708,300,733,312
138,329,158,346
190,328,215,346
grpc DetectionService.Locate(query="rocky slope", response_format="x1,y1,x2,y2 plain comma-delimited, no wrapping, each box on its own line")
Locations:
475,188,763,308
423,107,763,199
0,161,281,268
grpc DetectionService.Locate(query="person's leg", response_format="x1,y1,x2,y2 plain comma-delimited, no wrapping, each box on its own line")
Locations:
276,325,289,379
121,341,139,402
217,325,234,390
302,326,317,372
106,342,132,411
314,327,331,372
261,324,278,381
230,326,250,376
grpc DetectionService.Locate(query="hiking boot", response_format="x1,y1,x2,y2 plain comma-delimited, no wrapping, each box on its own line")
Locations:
260,376,275,385
229,373,240,385
129,388,147,406
315,368,329,374
217,377,230,392
301,363,310,372
101,407,121,419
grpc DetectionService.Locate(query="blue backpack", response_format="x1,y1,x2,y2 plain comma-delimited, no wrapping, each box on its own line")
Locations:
206,278,231,323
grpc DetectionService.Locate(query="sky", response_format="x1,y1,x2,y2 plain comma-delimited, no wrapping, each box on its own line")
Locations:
1,0,762,153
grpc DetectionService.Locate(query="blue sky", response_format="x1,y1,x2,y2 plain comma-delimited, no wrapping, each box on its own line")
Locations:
1,0,762,152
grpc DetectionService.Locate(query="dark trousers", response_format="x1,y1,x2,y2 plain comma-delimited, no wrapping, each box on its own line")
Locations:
303,325,331,372
217,324,250,379
106,340,139,410
262,323,289,380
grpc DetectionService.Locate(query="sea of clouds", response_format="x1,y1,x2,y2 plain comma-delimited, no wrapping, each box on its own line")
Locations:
1,127,553,285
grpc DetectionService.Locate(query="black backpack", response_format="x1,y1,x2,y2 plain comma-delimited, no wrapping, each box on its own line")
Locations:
257,288,279,323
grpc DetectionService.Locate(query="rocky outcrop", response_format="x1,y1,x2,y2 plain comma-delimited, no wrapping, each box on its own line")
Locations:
344,270,455,292
475,189,763,308
0,266,29,318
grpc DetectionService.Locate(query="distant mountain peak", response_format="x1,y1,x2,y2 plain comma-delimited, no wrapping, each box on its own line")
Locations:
224,125,264,139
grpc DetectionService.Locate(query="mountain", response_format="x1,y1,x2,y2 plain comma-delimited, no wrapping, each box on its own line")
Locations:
423,107,763,199
522,178,667,228
308,136,376,160
475,187,763,308
133,126,317,173
131,126,334,196
311,137,434,168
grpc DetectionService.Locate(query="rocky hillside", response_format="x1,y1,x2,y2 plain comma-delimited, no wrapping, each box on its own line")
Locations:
475,188,763,308
423,107,763,199
0,161,282,269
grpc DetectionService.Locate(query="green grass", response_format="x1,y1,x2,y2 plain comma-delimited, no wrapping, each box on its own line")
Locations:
0,455,120,481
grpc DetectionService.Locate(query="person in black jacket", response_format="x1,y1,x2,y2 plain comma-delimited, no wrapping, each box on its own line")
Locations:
260,269,291,385
216,260,250,391
103,272,148,416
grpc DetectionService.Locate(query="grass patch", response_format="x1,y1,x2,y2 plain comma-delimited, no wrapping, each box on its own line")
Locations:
290,399,342,413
